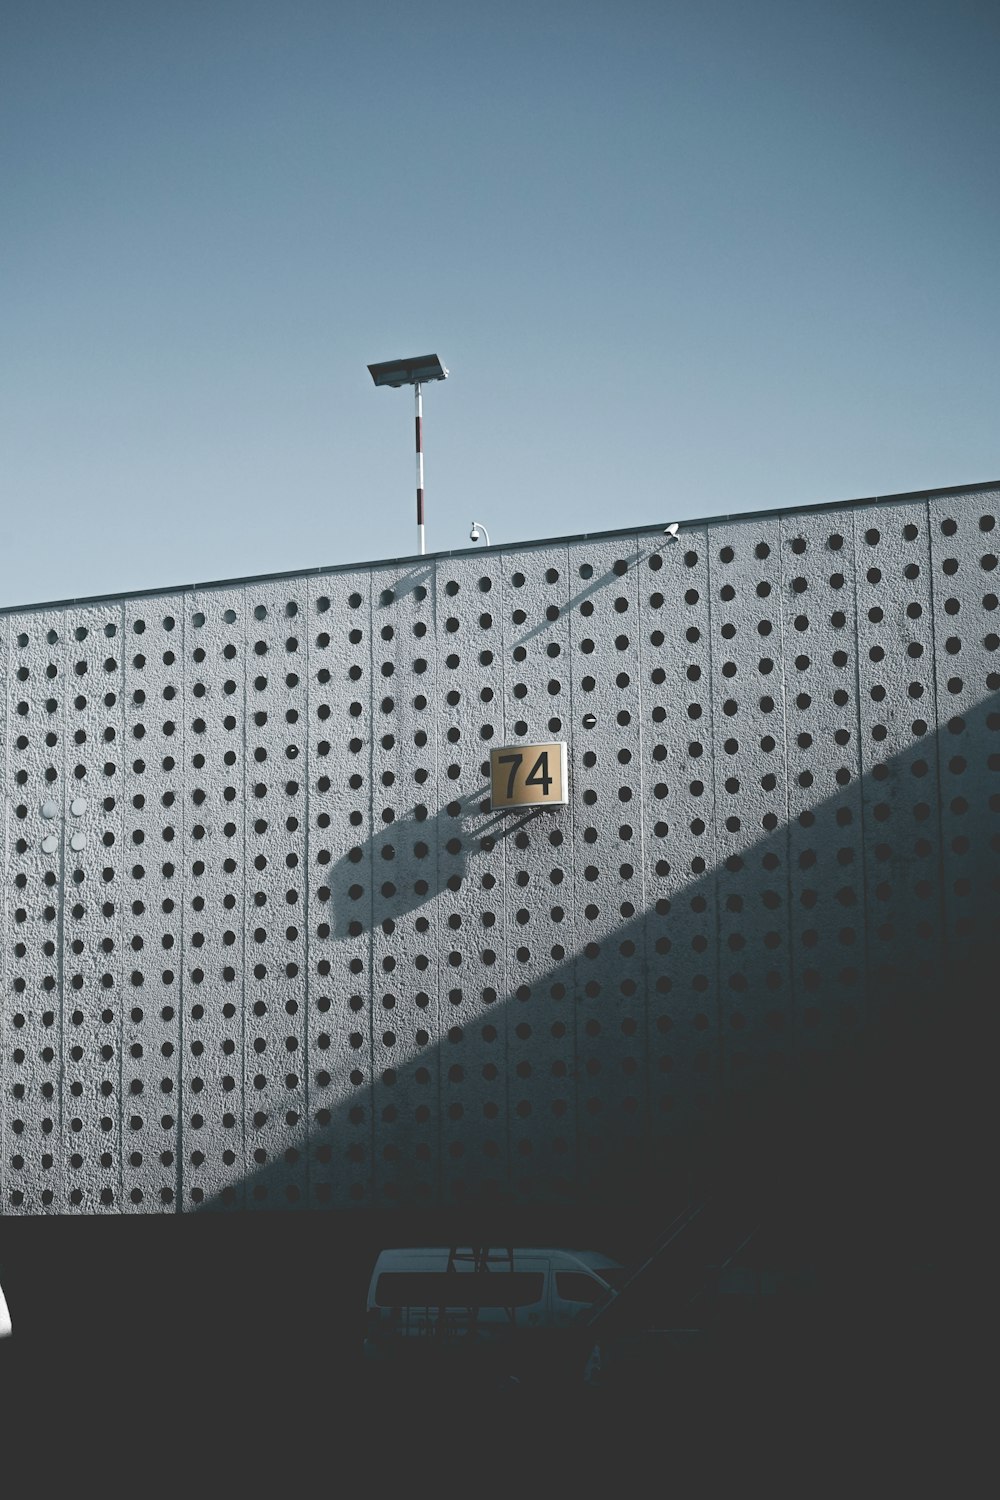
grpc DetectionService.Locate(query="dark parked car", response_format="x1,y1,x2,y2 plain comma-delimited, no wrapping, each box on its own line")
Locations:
572,1199,762,1410
572,1197,953,1431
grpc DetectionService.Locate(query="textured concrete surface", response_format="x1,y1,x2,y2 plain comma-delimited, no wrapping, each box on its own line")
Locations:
1,482,997,1216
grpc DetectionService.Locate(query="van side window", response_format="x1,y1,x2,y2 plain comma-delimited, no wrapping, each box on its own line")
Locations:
556,1272,608,1304
375,1272,545,1308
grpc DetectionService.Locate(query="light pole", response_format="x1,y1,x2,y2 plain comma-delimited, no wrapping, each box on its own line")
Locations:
367,353,449,556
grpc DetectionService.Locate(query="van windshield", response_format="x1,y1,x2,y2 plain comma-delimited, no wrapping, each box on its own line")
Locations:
375,1271,545,1308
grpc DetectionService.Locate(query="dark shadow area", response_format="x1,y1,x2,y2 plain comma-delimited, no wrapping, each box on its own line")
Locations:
0,1196,974,1482
1,693,993,1479
220,688,998,1247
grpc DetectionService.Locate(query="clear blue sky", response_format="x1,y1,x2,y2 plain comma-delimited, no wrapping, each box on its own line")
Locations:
3,0,997,609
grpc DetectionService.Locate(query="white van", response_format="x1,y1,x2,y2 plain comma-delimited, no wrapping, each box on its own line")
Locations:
363,1246,626,1385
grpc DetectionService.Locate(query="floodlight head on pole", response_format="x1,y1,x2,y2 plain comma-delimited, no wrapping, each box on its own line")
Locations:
368,353,449,555
367,354,449,388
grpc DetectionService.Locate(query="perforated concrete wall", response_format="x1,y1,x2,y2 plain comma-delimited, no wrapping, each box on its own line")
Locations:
2,483,998,1214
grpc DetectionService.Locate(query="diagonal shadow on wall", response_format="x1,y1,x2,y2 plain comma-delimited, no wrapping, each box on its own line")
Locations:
201,690,998,1253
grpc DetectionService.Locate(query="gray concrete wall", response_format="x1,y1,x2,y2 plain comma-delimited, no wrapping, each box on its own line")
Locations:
2,483,997,1215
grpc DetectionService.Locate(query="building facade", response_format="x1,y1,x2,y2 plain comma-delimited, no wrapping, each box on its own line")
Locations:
2,482,997,1218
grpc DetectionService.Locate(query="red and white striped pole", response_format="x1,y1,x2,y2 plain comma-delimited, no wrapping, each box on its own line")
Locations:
415,381,425,555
